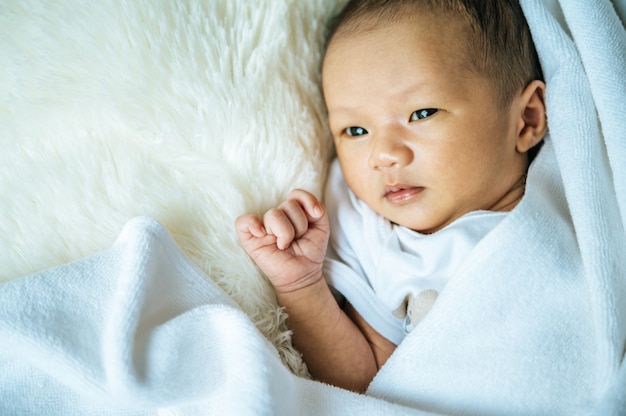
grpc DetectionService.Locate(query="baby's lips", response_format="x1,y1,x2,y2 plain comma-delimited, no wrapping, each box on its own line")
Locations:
383,183,413,195
384,185,424,204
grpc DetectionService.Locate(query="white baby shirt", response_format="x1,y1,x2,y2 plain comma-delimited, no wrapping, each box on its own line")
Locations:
323,160,507,345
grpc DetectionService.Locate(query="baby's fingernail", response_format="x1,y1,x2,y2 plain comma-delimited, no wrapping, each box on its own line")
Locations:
313,205,323,218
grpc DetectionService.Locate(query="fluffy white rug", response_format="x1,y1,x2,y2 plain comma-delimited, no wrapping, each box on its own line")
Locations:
0,0,344,375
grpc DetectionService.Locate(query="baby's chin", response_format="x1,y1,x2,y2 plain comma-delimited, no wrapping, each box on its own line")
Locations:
386,212,453,235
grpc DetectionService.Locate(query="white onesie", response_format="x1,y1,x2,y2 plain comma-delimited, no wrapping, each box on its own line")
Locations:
323,160,507,345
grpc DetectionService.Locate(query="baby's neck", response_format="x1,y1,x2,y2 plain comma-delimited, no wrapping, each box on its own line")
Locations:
489,172,527,212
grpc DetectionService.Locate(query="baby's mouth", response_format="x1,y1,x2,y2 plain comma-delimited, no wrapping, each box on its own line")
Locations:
384,184,424,204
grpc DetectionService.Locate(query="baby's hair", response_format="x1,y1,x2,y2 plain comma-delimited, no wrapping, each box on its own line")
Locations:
326,0,543,107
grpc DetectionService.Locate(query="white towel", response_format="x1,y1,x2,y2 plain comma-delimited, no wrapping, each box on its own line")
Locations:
1,0,625,415
529,0,626,404
0,217,426,416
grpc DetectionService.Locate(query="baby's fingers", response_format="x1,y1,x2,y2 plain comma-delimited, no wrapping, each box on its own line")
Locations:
278,198,312,240
285,189,324,221
263,208,297,250
235,214,266,240
269,190,324,249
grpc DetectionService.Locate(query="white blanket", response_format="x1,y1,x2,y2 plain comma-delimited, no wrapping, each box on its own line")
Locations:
1,0,625,415
0,216,424,415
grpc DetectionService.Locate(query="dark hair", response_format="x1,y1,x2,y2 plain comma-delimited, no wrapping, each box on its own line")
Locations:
326,0,543,107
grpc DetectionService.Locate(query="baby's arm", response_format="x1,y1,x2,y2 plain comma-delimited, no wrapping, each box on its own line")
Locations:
235,190,395,392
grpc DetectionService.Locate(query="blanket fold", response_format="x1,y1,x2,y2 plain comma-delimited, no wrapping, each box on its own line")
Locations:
1,0,625,415
525,0,626,396
1,217,265,413
0,217,428,416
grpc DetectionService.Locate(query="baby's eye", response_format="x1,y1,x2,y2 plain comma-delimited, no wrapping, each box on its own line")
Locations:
344,126,368,137
410,108,438,121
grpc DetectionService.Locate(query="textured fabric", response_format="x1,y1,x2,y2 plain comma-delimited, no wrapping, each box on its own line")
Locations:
0,0,339,376
0,217,425,416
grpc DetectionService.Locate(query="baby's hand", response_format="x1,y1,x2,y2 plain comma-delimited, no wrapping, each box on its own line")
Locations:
235,189,330,294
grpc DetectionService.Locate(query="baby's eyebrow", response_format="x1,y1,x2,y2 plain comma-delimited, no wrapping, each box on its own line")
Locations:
327,105,358,115
326,108,361,126
398,80,427,95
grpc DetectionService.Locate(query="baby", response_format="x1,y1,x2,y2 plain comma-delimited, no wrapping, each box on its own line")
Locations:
236,0,547,393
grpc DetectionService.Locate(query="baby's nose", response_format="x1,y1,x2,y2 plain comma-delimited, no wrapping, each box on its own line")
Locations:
368,133,413,170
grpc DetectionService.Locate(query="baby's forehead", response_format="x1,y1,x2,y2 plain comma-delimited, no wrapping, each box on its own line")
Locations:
325,0,539,107
324,12,473,71
329,2,467,39
327,7,472,58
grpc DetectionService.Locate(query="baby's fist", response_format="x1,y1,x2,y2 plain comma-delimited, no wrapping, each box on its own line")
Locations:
235,190,329,293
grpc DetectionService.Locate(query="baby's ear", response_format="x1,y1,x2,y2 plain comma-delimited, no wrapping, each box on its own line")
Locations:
515,80,547,153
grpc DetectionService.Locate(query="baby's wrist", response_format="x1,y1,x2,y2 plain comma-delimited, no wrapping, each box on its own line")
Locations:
272,272,324,295
274,277,337,325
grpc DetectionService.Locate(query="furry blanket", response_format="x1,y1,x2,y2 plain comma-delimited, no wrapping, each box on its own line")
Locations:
0,0,342,376
1,0,626,415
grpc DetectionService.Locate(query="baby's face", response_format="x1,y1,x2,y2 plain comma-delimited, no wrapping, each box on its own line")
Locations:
322,15,529,233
